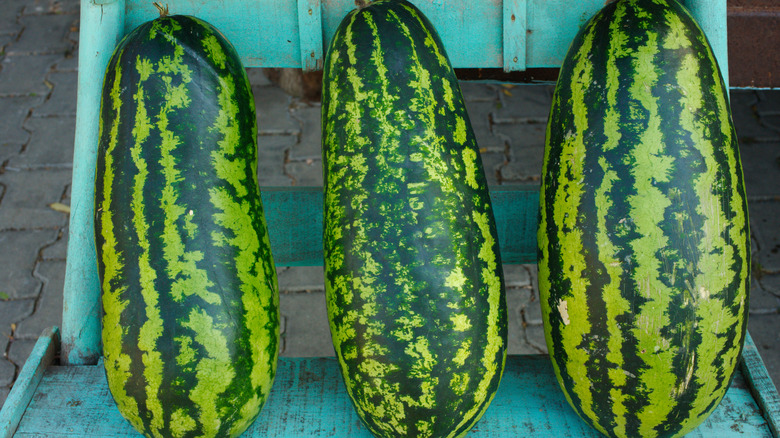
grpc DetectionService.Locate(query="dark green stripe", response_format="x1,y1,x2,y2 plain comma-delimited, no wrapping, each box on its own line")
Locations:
323,1,506,437
540,1,749,437
98,15,277,438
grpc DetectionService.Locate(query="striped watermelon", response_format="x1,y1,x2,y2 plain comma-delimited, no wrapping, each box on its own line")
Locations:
322,1,507,437
538,1,750,437
94,11,278,438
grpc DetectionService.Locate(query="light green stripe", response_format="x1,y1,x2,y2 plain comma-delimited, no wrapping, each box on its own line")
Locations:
202,33,227,70
208,184,276,387
553,20,598,432
600,5,630,435
388,9,453,196
325,11,396,432
538,75,557,386
150,39,230,434
603,2,626,152
365,12,404,192
595,157,630,435
130,59,164,434
347,12,401,434
674,46,747,433
207,62,277,434
100,58,143,432
154,51,219,306
624,29,678,438
181,307,235,435
170,408,197,438
402,2,448,68
449,211,505,437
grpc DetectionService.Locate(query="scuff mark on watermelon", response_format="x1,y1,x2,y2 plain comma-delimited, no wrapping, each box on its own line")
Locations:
558,300,570,325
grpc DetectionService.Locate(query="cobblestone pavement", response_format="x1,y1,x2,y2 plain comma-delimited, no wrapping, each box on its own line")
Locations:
1,0,779,411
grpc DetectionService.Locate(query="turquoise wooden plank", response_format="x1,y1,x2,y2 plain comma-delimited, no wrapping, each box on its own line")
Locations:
261,186,539,267
11,355,775,437
121,1,726,74
0,327,58,438
297,0,324,71
62,0,125,366
741,334,780,437
125,0,302,67
502,0,528,72
261,187,324,267
682,0,729,87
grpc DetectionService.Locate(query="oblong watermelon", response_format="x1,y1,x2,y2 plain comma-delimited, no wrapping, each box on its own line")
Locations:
538,1,750,437
94,12,278,438
321,1,507,437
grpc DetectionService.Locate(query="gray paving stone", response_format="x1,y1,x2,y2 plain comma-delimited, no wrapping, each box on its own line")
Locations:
480,150,504,186
258,134,295,187
40,0,81,15
0,95,44,148
285,158,323,186
459,82,499,103
756,90,780,115
277,266,324,293
750,200,780,272
0,6,21,36
1,0,27,16
730,90,767,143
23,0,79,15
741,142,780,198
0,387,11,408
1,142,23,165
0,324,9,367
507,310,539,355
496,123,546,182
762,113,780,129
7,338,35,371
506,286,532,354
465,100,504,151
0,169,71,229
0,298,35,327
0,387,9,409
0,230,55,299
0,34,15,52
254,85,299,135
503,264,531,288
748,313,780,390
0,359,14,387
53,51,77,71
247,68,272,87
8,14,75,55
522,291,543,327
15,260,64,339
259,133,296,155
40,227,67,260
751,277,780,313
524,323,548,354
289,103,322,160
493,84,553,123
0,53,59,96
33,70,76,116
9,115,74,168
279,291,334,357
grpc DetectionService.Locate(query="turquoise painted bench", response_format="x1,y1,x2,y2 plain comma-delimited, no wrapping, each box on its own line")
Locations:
2,0,779,436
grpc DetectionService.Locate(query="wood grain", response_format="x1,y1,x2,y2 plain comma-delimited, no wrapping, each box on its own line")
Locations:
12,356,775,437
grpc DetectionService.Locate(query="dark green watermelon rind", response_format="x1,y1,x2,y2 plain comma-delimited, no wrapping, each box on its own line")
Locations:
322,1,507,437
95,15,278,438
538,1,749,437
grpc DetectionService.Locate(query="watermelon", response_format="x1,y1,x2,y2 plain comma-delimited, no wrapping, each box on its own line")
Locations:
321,1,507,437
537,1,750,437
94,10,278,438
